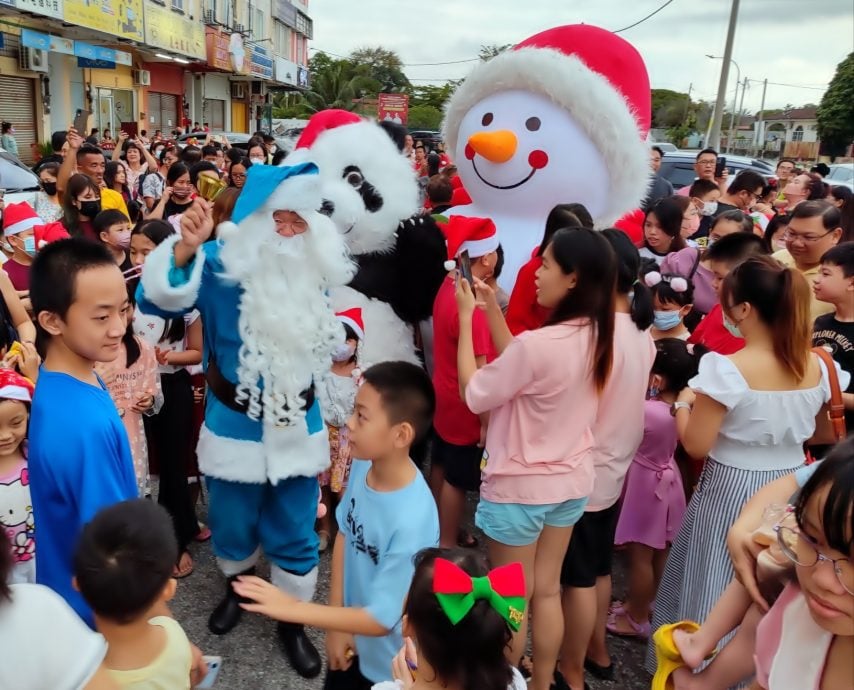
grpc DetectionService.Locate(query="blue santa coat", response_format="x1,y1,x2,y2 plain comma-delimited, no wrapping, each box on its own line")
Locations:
135,240,324,445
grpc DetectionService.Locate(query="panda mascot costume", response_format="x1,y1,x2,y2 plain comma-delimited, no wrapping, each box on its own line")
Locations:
286,110,448,369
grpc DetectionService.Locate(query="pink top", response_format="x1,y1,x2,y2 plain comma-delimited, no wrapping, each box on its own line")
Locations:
754,582,832,690
586,314,656,511
465,319,598,505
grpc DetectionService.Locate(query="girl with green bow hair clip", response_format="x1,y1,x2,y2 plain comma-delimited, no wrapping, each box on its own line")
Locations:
374,548,528,690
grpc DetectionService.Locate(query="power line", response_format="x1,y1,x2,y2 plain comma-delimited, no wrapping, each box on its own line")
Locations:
310,46,479,67
613,0,677,33
765,81,826,91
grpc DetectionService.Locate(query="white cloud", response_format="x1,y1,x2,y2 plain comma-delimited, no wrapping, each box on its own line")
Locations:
309,0,853,111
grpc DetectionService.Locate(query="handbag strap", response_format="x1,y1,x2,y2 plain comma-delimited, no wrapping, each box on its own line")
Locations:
811,347,847,441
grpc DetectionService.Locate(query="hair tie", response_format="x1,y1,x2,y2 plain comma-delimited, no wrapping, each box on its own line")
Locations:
669,276,689,293
433,558,526,631
632,278,641,287
644,271,663,287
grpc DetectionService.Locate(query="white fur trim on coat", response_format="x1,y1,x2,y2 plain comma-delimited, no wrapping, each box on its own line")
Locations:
139,233,205,313
442,47,650,225
271,563,318,602
197,423,330,485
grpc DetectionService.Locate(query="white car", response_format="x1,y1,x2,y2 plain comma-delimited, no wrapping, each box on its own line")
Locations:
0,145,40,211
825,163,854,191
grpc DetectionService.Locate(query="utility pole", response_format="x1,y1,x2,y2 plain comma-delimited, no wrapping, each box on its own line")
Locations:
755,78,768,154
709,0,741,151
682,83,693,125
734,77,748,154
727,78,740,153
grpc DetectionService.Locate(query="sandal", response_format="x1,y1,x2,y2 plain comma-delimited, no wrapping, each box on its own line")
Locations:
651,620,700,690
584,656,615,681
172,551,194,579
606,609,651,638
194,524,211,542
318,530,331,553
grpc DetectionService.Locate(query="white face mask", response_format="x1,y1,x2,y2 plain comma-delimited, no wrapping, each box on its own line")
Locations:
331,342,356,362
250,157,266,165
700,200,719,216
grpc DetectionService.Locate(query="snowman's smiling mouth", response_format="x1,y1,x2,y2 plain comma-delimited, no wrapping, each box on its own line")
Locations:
470,149,550,190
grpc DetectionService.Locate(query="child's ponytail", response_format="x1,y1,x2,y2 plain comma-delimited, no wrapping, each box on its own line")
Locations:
602,229,654,331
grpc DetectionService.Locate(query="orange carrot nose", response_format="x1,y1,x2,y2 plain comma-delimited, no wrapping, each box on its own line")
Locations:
467,130,518,163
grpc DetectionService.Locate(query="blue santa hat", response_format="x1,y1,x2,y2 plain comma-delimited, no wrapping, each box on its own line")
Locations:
231,161,319,224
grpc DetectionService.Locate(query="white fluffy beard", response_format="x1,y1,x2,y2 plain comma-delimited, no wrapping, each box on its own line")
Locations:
219,210,355,426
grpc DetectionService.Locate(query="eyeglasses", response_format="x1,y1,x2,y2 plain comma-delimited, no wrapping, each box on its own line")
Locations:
776,524,854,595
782,229,833,244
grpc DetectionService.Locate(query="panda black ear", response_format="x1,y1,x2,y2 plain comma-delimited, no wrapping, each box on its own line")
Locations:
377,121,407,152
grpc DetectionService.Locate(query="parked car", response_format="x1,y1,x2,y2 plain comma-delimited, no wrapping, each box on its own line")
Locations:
409,130,443,150
176,131,294,155
825,162,854,191
651,142,678,153
0,145,40,210
659,151,775,190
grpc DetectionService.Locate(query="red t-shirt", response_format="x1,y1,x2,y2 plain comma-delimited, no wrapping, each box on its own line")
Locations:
688,303,745,355
3,259,30,291
505,255,551,335
432,276,496,445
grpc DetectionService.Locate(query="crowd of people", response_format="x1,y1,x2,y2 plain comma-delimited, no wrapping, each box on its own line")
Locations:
0,114,852,690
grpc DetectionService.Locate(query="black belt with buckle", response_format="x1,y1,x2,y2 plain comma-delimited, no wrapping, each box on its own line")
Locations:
205,356,315,415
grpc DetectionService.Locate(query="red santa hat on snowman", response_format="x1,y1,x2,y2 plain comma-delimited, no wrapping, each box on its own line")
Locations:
443,24,652,225
439,215,499,271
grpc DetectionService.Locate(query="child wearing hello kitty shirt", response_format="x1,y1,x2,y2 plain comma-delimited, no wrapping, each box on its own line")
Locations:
0,369,36,584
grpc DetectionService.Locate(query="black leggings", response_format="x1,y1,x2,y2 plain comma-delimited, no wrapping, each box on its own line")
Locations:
146,369,199,552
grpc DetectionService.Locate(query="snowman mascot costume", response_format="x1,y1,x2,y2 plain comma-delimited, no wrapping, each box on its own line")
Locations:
442,24,652,290
287,110,448,368
137,162,353,679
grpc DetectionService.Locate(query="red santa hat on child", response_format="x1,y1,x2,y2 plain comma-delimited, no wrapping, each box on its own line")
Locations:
336,308,365,340
443,24,652,224
439,216,499,271
0,368,35,402
2,202,40,237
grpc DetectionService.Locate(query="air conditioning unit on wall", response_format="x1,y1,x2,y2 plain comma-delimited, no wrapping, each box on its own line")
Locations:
231,82,247,99
132,69,151,86
19,47,48,73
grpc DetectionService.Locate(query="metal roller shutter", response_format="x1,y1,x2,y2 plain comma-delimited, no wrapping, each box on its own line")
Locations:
149,92,180,134
203,99,225,130
0,76,37,164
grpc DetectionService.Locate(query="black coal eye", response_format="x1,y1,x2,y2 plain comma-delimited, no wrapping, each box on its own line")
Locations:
345,171,364,188
526,117,541,132
481,112,494,126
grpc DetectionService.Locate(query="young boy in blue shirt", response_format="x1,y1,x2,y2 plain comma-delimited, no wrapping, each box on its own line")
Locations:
234,361,440,689
28,238,138,626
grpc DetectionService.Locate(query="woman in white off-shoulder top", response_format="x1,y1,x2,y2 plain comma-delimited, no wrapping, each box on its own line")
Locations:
646,255,849,674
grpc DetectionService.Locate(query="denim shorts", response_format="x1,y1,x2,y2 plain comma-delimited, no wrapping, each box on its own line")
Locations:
475,496,589,547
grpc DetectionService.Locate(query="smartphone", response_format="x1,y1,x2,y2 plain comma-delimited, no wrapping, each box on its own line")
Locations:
73,109,91,135
194,656,222,689
458,249,473,285
714,156,727,179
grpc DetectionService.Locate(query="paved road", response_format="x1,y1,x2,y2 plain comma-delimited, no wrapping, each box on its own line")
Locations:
171,492,651,690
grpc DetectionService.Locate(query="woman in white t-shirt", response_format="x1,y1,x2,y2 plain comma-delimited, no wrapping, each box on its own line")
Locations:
0,532,112,689
131,219,202,579
646,255,850,673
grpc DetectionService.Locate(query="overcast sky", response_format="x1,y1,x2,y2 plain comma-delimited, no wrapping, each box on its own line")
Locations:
309,0,853,112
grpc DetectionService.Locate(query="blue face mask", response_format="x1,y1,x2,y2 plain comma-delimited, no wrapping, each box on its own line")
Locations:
22,236,36,256
653,309,682,332
722,314,743,338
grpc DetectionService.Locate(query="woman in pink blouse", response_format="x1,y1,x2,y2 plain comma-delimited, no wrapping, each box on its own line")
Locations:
455,227,618,690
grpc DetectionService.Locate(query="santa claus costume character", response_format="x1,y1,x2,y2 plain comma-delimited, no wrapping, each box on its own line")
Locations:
0,369,36,584
316,307,364,551
442,24,652,291
137,162,354,678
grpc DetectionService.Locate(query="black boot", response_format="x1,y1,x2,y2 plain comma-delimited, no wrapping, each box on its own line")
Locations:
277,622,322,678
208,567,255,635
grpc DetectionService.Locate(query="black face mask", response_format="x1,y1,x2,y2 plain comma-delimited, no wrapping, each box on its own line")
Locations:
41,182,57,196
79,199,102,218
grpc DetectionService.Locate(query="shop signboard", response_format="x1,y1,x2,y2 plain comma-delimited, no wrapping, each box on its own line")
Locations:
144,1,206,60
250,44,273,80
9,0,63,20
63,0,144,42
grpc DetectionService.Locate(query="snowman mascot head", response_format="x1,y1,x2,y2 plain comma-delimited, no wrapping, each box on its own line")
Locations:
443,24,652,289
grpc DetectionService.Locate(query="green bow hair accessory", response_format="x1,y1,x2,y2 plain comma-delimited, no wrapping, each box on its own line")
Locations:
432,558,526,631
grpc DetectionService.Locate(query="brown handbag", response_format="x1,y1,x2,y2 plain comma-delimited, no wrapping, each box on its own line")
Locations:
808,347,847,445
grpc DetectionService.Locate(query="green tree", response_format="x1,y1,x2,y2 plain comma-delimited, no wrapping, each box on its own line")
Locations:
407,105,443,130
409,83,457,110
479,44,512,61
349,46,410,92
299,60,361,115
817,52,854,159
651,89,692,129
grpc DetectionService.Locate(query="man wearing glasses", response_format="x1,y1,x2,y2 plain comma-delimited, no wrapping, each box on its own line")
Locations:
677,148,730,198
773,200,843,321
714,170,767,217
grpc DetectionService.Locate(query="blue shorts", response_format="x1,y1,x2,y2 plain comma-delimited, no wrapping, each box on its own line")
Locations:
475,496,589,547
